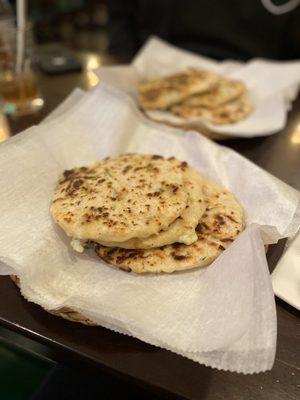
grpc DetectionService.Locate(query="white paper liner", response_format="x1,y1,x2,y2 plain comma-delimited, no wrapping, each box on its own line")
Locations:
272,227,300,310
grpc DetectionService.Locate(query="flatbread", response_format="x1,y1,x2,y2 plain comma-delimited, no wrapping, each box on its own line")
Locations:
95,179,245,273
97,166,206,248
51,154,189,243
171,93,253,125
138,69,220,110
183,78,246,109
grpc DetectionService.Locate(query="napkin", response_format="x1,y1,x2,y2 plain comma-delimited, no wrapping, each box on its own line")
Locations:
0,83,299,374
272,230,300,310
94,36,300,138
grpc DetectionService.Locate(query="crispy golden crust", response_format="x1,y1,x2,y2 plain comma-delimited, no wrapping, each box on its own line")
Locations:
183,78,246,109
51,154,189,242
171,93,253,125
138,69,220,110
97,165,206,248
95,179,245,273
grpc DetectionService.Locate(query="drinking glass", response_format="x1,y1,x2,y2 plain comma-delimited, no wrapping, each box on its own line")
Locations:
0,24,44,116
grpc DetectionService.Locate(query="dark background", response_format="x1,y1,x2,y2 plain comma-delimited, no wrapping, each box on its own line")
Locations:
6,0,300,61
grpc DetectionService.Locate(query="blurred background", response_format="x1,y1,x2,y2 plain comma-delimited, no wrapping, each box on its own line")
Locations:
2,0,300,62
22,0,300,60
29,0,108,54
7,0,109,55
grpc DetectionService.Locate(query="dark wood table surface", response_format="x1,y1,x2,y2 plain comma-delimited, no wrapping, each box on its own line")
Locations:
0,52,299,400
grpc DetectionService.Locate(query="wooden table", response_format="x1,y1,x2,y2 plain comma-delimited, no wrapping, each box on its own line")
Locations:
1,52,299,400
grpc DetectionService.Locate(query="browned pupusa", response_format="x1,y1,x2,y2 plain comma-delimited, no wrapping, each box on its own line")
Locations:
182,78,246,109
95,179,245,273
97,165,206,248
171,93,253,125
50,154,189,243
138,69,219,110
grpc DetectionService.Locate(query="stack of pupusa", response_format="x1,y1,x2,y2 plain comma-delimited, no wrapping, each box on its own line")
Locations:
138,69,253,125
51,154,245,273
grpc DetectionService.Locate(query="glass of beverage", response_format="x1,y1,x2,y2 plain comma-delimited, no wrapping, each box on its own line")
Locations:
0,24,44,116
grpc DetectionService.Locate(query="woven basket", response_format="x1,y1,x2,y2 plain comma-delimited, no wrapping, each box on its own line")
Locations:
10,275,97,326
